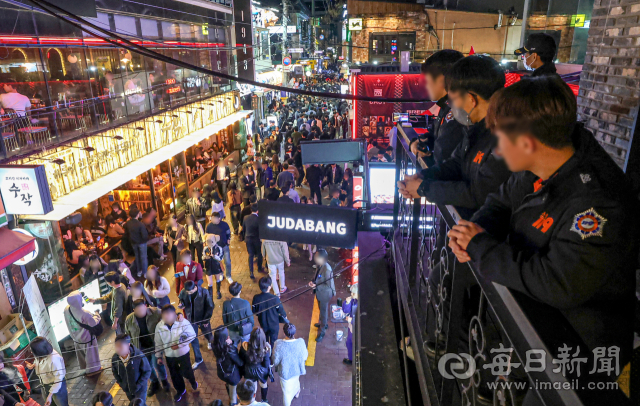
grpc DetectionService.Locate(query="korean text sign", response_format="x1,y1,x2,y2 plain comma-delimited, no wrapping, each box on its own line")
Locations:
0,165,54,215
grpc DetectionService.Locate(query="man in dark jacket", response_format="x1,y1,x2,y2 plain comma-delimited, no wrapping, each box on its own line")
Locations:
124,207,148,277
242,203,263,279
178,280,214,369
252,276,288,346
398,55,511,220
185,187,209,228
239,165,256,207
214,160,231,204
322,163,343,189
222,282,254,345
514,32,559,78
410,49,465,168
449,78,638,395
305,164,323,205
265,179,280,201
112,334,152,406
125,300,169,396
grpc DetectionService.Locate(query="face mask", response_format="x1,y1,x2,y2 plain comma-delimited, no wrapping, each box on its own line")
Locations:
451,105,474,126
524,54,536,71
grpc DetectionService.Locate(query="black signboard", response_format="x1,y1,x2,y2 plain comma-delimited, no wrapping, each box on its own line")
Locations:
258,200,359,249
233,0,255,83
301,140,364,164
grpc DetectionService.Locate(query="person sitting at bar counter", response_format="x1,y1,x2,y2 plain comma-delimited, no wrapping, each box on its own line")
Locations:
111,203,128,223
0,79,31,117
74,225,94,245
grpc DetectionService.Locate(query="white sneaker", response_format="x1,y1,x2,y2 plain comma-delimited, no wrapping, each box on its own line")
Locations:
192,360,203,370
312,264,317,269
226,277,234,284
207,342,212,350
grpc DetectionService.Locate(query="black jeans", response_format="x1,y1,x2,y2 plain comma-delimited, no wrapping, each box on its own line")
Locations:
296,166,305,187
245,237,264,274
189,241,204,265
217,180,228,203
230,204,241,233
309,186,322,205
264,327,279,347
165,353,196,394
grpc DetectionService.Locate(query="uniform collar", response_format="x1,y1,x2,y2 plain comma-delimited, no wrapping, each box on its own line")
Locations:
532,62,557,77
436,94,449,109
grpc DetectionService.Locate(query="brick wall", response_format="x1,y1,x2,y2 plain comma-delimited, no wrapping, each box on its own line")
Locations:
577,0,640,168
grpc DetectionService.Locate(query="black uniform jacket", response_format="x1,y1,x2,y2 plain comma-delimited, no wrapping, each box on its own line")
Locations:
412,95,466,167
467,124,638,367
418,119,511,220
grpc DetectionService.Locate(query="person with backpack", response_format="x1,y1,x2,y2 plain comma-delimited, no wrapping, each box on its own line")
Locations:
63,291,103,376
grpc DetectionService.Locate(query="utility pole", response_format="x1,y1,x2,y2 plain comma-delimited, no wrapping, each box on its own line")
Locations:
281,0,288,88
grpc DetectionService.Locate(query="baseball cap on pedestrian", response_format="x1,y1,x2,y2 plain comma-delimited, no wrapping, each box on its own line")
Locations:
514,33,557,62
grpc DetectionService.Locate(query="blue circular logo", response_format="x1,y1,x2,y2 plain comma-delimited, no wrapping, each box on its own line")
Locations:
319,34,325,40
283,57,292,66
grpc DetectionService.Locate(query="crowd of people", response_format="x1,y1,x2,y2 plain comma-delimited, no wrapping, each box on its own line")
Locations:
49,155,354,406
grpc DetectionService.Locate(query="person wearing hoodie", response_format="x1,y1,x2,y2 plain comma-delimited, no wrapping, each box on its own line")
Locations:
63,291,102,375
124,300,169,396
154,305,198,402
111,334,152,406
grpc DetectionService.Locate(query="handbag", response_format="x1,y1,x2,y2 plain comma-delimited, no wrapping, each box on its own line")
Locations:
230,302,252,336
69,308,104,343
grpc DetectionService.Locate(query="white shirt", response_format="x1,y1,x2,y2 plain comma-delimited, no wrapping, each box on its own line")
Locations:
154,318,196,358
34,350,66,394
217,165,227,180
0,92,31,116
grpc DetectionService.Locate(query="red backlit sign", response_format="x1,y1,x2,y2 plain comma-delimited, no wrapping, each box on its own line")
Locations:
353,175,363,208
166,86,181,94
165,78,177,85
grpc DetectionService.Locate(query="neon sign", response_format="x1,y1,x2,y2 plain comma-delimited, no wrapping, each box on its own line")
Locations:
166,86,181,94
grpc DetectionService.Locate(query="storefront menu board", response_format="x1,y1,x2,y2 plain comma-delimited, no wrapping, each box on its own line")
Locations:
0,165,53,215
47,279,102,342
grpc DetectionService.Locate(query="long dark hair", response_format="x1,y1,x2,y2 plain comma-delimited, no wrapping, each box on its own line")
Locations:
246,327,268,364
212,326,232,359
145,265,162,291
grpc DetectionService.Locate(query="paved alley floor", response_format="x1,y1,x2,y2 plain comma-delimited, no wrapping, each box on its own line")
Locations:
48,186,353,406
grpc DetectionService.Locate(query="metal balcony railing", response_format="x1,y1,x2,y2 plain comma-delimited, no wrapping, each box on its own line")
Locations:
390,124,632,406
0,77,233,162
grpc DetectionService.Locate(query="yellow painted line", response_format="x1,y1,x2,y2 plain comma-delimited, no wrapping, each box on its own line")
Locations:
306,297,320,367
109,383,120,397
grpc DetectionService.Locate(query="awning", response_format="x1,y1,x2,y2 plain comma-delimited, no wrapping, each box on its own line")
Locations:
22,110,253,222
0,227,36,270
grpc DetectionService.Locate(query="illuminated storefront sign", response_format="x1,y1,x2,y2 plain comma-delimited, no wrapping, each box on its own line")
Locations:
0,165,54,215
258,200,358,248
166,86,181,94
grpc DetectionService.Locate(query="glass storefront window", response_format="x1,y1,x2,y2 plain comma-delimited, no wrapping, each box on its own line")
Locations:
523,0,593,64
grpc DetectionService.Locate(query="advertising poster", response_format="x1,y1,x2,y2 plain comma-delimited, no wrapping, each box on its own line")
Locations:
24,275,60,352
355,74,434,139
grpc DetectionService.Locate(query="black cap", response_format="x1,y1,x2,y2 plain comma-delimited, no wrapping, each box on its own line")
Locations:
514,33,557,59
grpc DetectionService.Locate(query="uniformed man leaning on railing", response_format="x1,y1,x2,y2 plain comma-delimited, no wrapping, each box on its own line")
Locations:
444,77,638,398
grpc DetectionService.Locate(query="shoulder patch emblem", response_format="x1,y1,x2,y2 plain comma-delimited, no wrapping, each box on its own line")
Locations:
570,208,606,239
580,174,591,184
445,110,454,122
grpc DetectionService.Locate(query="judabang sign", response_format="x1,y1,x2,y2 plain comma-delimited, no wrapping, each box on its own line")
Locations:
258,200,358,249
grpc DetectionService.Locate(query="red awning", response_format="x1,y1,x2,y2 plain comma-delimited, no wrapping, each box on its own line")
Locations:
0,227,36,270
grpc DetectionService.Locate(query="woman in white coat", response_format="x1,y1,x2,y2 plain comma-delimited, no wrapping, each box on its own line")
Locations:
63,291,102,375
